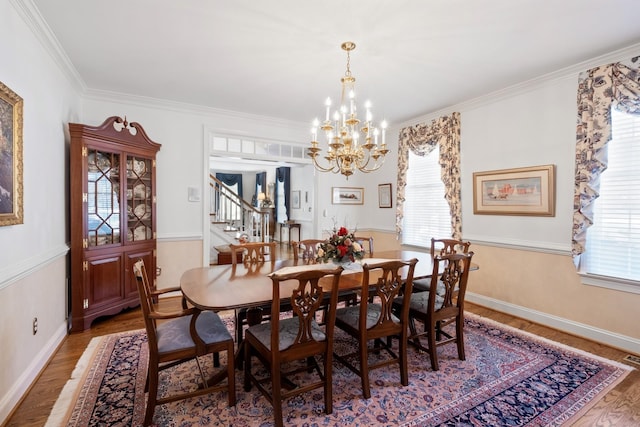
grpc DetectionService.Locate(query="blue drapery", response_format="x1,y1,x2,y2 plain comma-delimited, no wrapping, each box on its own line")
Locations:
275,167,290,222
216,173,243,197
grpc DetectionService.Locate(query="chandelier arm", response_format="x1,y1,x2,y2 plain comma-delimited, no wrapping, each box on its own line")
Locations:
310,155,338,173
355,154,384,173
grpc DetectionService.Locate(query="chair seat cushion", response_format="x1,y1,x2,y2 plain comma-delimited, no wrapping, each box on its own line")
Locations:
247,317,326,351
335,303,399,330
396,292,445,313
156,310,232,354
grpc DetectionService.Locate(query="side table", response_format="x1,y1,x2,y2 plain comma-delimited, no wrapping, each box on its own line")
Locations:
279,222,301,247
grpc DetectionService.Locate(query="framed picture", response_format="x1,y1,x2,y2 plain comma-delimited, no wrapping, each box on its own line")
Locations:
332,187,364,205
378,183,392,208
0,81,24,226
291,190,301,209
473,164,555,216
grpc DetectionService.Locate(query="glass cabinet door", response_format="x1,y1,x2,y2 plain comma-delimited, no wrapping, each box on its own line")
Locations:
87,149,121,247
126,155,153,242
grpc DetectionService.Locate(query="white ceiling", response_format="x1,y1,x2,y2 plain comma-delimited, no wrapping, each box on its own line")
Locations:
32,0,640,126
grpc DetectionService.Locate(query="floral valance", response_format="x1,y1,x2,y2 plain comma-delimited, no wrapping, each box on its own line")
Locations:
573,56,640,257
396,112,461,240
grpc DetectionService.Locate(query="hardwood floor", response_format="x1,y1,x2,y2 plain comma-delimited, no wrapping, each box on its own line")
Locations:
5,250,640,425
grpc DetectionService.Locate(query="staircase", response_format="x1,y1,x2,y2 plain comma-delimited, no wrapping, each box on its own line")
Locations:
209,174,272,264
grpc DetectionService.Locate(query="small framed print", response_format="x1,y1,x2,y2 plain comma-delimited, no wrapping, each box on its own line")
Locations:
378,183,392,208
292,190,301,209
332,187,364,205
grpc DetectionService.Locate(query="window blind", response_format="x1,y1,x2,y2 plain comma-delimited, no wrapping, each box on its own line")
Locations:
582,108,640,283
402,146,452,247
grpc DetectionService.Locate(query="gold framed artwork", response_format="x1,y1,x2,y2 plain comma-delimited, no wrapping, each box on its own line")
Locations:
473,164,555,216
0,81,24,226
378,183,392,208
332,187,364,205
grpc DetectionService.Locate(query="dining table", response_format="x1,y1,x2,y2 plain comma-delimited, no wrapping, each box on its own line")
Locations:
180,249,442,313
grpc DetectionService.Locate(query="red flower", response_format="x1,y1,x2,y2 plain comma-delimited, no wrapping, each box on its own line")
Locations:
338,227,348,236
338,245,348,256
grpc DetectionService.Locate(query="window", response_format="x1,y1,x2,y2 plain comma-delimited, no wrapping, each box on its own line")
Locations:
402,145,452,247
581,108,640,285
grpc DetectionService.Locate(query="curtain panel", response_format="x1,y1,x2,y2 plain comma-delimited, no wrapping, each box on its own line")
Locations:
275,166,290,222
396,112,462,241
572,56,640,258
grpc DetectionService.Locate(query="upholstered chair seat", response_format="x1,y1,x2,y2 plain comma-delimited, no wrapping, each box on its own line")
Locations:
156,311,232,353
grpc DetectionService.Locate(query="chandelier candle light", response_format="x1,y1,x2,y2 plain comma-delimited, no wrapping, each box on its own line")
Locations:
308,42,388,178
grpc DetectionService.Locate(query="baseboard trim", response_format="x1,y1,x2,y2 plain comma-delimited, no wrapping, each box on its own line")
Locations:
466,292,640,355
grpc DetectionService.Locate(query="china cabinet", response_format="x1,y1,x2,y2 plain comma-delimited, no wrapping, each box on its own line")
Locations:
69,116,161,332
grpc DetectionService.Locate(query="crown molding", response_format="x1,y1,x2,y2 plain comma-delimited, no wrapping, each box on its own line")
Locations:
12,0,86,96
398,42,640,128
83,88,309,131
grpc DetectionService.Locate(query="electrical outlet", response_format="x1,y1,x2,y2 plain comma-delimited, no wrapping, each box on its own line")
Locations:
32,317,38,335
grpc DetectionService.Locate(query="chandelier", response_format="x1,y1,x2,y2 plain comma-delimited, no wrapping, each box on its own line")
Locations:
308,41,388,178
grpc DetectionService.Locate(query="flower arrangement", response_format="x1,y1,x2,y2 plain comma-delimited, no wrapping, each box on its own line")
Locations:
316,226,365,263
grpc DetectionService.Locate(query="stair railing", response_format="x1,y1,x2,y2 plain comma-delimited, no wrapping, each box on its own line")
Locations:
210,174,270,242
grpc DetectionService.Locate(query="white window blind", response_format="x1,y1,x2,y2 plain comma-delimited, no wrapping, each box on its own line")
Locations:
581,108,640,283
402,146,452,247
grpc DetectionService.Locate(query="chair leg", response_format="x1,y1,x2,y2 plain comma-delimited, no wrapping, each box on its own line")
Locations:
359,340,371,399
399,333,409,386
408,317,421,347
271,361,284,427
235,310,245,345
194,355,208,387
144,363,159,427
456,316,466,361
213,352,220,367
227,343,236,406
427,321,439,371
325,348,334,414
243,341,252,392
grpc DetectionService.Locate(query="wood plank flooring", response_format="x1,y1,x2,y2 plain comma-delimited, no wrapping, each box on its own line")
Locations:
4,250,640,426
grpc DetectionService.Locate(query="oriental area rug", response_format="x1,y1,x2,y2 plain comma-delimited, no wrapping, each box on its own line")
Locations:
46,313,632,427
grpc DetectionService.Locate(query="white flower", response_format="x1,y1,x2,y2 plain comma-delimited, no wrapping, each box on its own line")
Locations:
352,242,362,252
317,248,325,257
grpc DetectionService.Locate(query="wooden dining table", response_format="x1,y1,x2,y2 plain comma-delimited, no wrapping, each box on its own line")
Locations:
180,249,441,312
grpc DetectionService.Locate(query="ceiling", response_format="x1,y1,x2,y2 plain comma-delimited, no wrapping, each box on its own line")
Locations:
32,0,640,127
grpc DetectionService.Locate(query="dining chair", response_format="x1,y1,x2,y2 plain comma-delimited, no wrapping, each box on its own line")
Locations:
292,239,325,261
243,265,343,427
333,258,418,399
394,252,474,371
354,235,374,255
413,237,470,293
230,241,278,344
230,241,277,266
291,238,358,315
132,259,236,426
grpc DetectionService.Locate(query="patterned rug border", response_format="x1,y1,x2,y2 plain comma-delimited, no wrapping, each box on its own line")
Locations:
45,312,634,426
402,313,634,426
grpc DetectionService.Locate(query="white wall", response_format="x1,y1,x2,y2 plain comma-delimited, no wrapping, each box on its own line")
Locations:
461,75,577,250
0,1,81,422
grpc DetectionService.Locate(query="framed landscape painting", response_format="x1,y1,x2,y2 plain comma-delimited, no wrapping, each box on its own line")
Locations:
332,187,364,205
473,164,555,216
0,81,23,226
